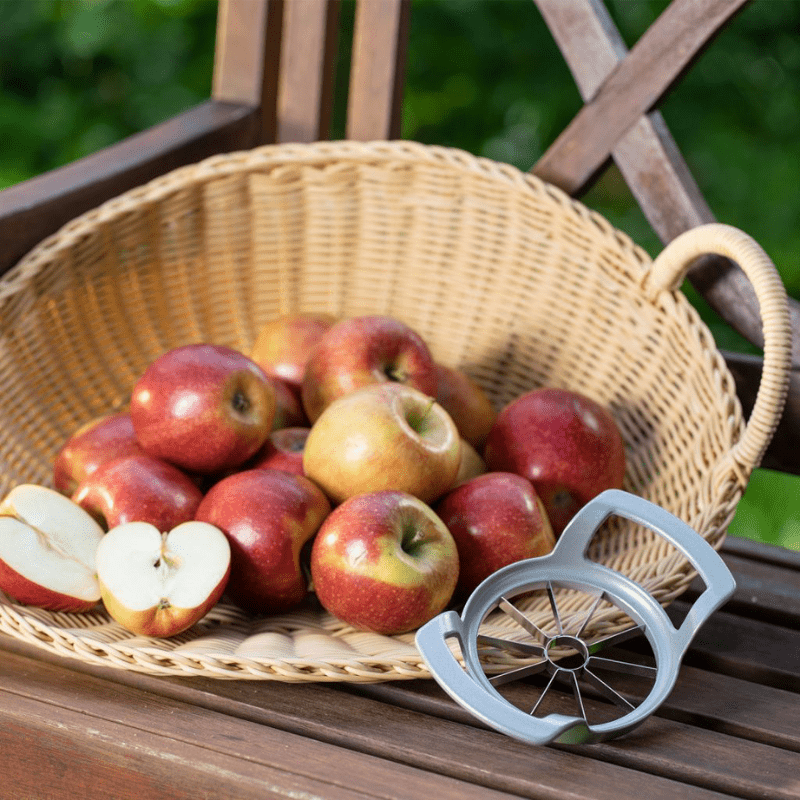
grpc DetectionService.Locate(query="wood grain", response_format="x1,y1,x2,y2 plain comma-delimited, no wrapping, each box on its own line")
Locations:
277,0,341,142
0,101,258,277
533,0,750,195
346,0,411,141
212,0,285,144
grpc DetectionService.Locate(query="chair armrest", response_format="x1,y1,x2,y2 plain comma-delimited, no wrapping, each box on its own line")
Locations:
0,100,260,277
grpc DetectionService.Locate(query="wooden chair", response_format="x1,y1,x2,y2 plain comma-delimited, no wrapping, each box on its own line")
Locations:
1,0,797,475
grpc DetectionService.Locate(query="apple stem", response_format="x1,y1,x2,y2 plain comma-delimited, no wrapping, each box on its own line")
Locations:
406,397,437,434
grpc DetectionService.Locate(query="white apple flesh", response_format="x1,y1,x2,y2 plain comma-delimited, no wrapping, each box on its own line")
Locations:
0,484,104,612
96,521,231,638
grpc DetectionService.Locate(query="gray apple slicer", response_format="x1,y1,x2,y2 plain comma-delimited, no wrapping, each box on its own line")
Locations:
415,489,736,745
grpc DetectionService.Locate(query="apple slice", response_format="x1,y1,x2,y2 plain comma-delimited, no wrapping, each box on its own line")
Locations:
0,484,104,612
96,521,231,638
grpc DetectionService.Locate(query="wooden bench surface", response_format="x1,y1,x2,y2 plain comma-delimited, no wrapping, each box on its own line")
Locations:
1,535,797,800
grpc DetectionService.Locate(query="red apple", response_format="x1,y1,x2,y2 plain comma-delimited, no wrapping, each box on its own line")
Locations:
435,363,497,450
52,412,145,495
195,469,331,614
303,383,461,506
435,472,555,600
248,427,310,476
301,315,438,422
484,387,626,536
310,490,459,635
96,520,231,637
130,343,276,474
72,454,203,531
268,375,309,430
0,484,104,612
250,312,337,394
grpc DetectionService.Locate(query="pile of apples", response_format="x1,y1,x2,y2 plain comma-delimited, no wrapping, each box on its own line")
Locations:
0,313,626,638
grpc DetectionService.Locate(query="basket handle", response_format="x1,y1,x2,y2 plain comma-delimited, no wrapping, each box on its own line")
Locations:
644,223,791,472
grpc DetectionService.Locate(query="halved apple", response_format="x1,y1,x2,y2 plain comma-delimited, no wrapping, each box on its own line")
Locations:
0,484,104,612
95,520,231,638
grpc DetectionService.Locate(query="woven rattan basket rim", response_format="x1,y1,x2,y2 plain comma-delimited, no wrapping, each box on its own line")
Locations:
3,141,651,295
0,140,790,682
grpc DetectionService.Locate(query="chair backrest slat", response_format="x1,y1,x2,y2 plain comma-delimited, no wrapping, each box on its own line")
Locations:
212,0,284,144
533,0,749,196
346,0,411,141
277,0,341,143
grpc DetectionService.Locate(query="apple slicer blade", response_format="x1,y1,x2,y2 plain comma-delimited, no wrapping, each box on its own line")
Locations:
415,489,736,745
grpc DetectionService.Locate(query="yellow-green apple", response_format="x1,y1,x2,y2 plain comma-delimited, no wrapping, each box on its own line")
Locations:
0,484,104,612
310,490,459,635
195,469,331,614
434,472,555,601
72,454,204,531
484,387,626,536
435,363,497,450
268,375,309,430
452,438,487,488
303,383,461,505
53,412,146,495
130,343,276,474
248,427,310,476
96,520,230,637
250,312,337,395
301,315,438,422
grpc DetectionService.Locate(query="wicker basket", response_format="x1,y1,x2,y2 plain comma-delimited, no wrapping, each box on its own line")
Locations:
0,141,791,682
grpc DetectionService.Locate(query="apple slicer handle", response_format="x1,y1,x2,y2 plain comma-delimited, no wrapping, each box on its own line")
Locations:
415,610,583,746
644,223,792,475
554,489,736,657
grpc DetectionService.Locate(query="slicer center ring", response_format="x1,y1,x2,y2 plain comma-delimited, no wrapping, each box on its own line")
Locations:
545,635,589,673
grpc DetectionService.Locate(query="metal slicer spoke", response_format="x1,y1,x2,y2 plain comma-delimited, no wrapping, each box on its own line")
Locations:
581,668,636,710
574,592,607,638
530,669,560,716
477,634,545,657
498,597,550,642
570,672,588,723
489,659,550,687
586,624,645,654
587,656,658,679
546,581,564,634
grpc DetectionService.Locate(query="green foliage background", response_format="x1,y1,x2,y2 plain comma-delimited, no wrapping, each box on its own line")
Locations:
1,0,798,549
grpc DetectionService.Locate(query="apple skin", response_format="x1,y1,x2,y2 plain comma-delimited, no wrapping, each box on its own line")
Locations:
130,343,276,474
250,312,337,395
195,469,331,614
484,387,626,536
96,520,231,638
0,484,104,612
53,412,146,496
452,438,487,488
301,315,438,422
310,490,459,635
303,383,461,506
435,472,555,601
72,454,204,531
435,364,497,450
268,375,309,430
248,427,310,476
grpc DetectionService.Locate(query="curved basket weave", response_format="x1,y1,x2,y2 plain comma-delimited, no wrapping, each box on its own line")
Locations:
0,141,791,681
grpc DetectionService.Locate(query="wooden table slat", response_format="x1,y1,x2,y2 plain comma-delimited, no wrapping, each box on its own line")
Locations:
0,639,740,800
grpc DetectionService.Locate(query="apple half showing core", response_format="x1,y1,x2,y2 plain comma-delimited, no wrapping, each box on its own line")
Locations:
0,484,104,612
96,521,231,638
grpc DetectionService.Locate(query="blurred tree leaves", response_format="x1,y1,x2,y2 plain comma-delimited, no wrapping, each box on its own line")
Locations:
0,0,216,186
1,0,798,548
